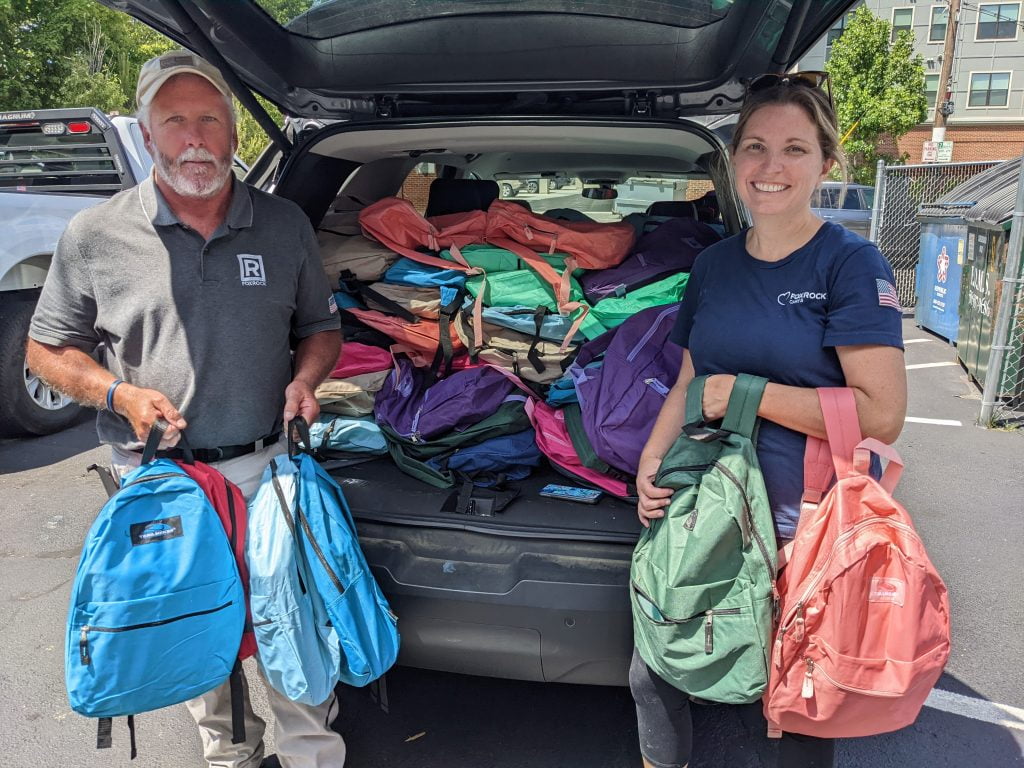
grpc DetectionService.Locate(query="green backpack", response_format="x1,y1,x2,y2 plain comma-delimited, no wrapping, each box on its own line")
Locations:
630,374,778,704
590,271,688,329
465,269,607,340
441,244,582,276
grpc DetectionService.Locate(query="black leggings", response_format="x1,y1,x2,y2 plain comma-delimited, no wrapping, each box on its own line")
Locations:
629,649,835,768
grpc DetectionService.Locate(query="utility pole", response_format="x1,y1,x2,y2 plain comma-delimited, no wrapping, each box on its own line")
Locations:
932,0,961,142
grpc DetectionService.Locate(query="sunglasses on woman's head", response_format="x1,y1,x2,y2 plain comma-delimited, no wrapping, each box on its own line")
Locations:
746,71,833,110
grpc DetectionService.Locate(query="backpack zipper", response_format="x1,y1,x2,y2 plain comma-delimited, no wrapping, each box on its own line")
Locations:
714,462,775,580
703,608,742,653
644,378,670,397
293,501,346,597
626,305,680,363
123,472,184,488
801,656,902,700
79,601,233,665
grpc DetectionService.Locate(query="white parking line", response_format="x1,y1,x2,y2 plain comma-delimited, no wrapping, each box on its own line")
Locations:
904,339,932,344
905,417,963,426
926,688,1024,731
906,362,959,370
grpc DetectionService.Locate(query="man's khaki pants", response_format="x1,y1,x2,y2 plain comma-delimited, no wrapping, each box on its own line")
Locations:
112,440,347,768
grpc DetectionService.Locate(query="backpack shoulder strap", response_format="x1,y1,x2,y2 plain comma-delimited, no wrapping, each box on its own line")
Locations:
818,387,862,479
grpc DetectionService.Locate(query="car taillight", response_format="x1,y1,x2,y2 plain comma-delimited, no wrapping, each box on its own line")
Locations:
66,122,92,134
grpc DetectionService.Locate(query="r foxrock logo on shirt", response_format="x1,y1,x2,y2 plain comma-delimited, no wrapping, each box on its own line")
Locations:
778,290,827,306
238,254,267,286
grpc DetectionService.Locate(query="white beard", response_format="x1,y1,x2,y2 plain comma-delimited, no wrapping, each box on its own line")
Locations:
154,146,233,199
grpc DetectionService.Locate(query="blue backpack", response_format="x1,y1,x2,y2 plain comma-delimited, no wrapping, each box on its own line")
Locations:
67,431,245,756
247,457,342,705
282,419,400,687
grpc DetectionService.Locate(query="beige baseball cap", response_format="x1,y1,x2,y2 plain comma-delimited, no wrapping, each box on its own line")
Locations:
136,50,232,108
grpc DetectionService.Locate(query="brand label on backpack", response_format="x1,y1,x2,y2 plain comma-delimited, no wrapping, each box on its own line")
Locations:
130,516,184,546
869,577,906,606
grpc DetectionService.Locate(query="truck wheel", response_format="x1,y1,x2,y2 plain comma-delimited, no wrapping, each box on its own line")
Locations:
526,180,539,194
0,300,84,437
500,183,515,198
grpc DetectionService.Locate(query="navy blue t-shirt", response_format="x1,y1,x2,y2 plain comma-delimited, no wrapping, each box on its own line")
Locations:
670,222,903,538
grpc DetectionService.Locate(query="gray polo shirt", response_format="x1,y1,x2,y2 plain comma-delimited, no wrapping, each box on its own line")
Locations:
29,175,341,451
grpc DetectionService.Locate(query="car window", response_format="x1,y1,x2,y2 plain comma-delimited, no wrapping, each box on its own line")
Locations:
399,162,438,214
268,1,731,39
861,187,874,209
842,190,863,210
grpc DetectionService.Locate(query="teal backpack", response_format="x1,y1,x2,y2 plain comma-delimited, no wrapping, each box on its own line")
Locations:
630,374,778,704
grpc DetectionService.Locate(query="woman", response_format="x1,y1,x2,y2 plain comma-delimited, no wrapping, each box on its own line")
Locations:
630,74,907,768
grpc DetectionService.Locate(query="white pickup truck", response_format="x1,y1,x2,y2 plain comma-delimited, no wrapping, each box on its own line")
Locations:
0,108,154,436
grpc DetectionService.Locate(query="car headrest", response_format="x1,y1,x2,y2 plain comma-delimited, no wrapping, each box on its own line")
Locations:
425,178,500,218
645,200,698,219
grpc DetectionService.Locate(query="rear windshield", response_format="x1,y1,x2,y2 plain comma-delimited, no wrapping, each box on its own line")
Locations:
262,0,732,39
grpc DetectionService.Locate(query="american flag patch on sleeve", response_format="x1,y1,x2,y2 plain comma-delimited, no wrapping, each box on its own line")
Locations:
876,279,901,310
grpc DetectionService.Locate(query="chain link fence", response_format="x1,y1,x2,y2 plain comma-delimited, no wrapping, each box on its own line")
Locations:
991,276,1024,426
870,161,1002,308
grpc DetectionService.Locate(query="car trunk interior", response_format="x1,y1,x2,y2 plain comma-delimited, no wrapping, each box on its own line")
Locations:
273,118,735,545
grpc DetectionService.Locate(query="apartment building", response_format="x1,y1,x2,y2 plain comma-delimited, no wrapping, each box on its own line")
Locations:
799,0,1024,163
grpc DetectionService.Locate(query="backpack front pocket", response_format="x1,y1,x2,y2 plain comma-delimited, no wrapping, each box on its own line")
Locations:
67,577,244,717
632,581,772,704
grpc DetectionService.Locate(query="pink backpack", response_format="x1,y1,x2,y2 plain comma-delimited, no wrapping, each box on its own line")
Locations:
358,197,487,273
763,388,951,739
329,342,393,379
485,199,636,270
525,399,630,498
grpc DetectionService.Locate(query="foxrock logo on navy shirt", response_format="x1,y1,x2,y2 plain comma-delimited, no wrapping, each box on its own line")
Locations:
777,290,827,306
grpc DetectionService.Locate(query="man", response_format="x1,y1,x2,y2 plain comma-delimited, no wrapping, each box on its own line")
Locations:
26,51,344,768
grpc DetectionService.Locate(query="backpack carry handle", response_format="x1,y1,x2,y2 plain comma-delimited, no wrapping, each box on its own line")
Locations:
287,417,314,458
141,421,194,465
684,374,767,441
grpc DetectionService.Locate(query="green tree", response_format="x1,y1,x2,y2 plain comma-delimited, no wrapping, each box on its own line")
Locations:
826,6,928,184
0,0,277,164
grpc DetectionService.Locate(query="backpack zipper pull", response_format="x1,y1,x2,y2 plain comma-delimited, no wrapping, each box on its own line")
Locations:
793,602,805,643
523,224,534,240
802,658,815,699
704,610,714,654
80,626,91,665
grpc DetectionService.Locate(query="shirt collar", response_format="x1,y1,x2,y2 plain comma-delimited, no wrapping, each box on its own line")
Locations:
139,173,254,231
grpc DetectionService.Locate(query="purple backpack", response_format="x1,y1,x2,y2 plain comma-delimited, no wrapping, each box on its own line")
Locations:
568,304,683,475
375,358,514,441
578,217,720,303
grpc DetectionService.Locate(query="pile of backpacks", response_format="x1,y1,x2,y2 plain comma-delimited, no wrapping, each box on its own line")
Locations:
313,179,723,497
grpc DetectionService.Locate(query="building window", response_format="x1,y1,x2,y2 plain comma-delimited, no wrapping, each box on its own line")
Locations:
925,74,941,108
891,7,914,40
968,72,1011,107
930,5,949,41
825,13,850,60
976,3,1020,39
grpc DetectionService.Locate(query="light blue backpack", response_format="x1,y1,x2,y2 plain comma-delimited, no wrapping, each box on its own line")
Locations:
66,432,245,755
250,419,400,692
247,458,342,705
309,414,388,456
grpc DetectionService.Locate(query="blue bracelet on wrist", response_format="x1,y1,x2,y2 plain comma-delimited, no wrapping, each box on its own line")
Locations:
106,379,124,413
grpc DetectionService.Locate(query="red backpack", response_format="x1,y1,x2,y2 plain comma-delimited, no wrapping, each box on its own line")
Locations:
763,388,951,739
175,461,257,661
